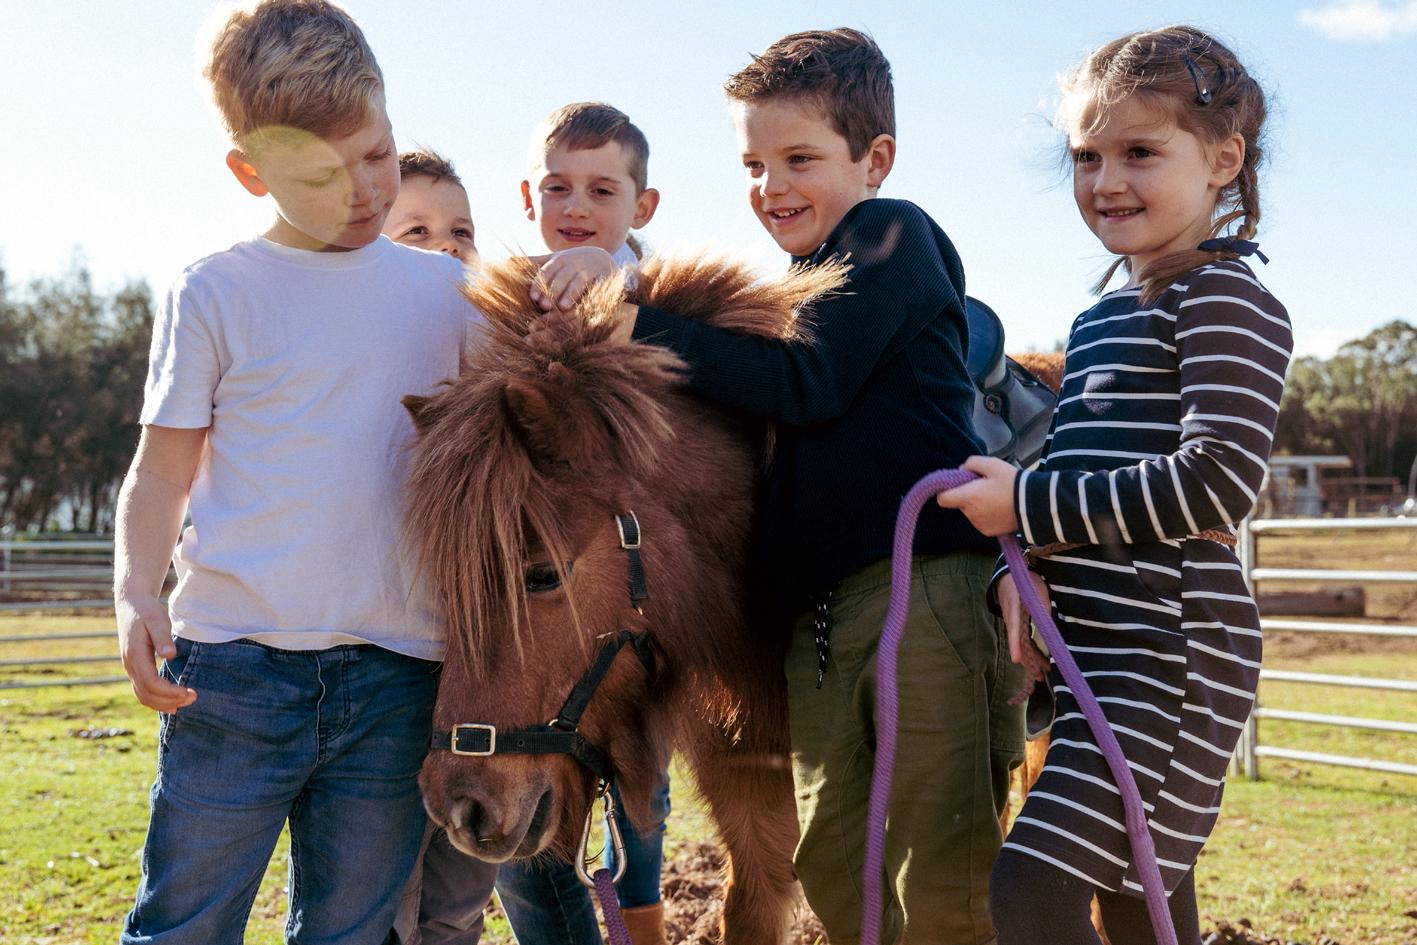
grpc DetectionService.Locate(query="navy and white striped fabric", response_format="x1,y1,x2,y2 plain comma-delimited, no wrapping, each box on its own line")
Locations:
1003,260,1292,896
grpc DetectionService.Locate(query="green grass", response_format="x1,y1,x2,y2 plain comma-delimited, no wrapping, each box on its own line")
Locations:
1195,647,1417,944
3,613,1415,944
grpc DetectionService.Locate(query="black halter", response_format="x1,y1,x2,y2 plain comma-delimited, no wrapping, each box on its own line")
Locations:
429,512,653,785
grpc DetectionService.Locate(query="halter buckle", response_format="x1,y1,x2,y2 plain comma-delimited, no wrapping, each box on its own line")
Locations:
616,512,641,550
449,723,497,756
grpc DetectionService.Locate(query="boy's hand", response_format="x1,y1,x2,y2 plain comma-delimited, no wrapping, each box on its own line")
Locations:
116,592,195,713
532,247,617,312
997,572,1052,704
936,455,1020,536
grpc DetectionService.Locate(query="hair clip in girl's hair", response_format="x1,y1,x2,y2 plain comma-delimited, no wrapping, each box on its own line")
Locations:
1184,55,1213,105
1199,237,1269,264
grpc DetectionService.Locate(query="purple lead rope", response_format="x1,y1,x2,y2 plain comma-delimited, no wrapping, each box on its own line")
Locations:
861,468,1179,945
593,868,634,945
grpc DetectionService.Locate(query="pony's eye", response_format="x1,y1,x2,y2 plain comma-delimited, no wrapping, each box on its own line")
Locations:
525,561,570,593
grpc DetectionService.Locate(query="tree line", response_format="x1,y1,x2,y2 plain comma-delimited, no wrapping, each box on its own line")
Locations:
1,263,152,534
1275,320,1417,492
1,263,1414,533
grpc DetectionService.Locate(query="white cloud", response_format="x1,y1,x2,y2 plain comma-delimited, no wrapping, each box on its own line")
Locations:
1299,0,1417,41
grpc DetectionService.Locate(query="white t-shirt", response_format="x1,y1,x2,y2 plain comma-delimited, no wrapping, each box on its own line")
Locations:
142,235,478,659
610,242,638,268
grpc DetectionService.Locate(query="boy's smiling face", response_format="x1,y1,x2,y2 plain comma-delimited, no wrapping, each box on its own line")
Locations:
227,107,400,252
522,141,658,253
732,97,894,257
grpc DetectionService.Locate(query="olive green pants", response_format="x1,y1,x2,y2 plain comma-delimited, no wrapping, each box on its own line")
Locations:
785,553,1024,945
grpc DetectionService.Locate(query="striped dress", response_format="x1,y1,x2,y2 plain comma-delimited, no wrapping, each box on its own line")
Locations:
1002,259,1292,896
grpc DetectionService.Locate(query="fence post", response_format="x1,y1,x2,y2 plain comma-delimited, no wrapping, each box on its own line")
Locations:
1236,517,1261,780
1239,712,1259,781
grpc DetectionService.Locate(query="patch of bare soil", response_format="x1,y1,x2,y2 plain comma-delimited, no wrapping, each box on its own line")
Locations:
661,841,825,945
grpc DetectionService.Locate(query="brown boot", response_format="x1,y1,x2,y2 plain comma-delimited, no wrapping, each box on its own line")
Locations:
619,901,668,945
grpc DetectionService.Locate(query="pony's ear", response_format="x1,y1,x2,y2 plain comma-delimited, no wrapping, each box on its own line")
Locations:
502,378,563,464
402,393,442,437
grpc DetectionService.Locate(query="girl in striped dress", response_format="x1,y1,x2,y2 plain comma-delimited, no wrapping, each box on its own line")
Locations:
938,26,1292,945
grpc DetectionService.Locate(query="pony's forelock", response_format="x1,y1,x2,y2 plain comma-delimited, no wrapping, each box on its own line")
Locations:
408,253,848,675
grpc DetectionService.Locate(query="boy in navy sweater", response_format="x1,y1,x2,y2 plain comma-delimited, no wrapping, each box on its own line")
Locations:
553,29,1023,944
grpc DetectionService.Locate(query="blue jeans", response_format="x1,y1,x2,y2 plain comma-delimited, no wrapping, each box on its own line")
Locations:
495,774,670,945
122,638,439,945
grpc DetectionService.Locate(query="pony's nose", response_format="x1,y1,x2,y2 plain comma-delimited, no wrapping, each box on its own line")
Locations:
448,796,511,847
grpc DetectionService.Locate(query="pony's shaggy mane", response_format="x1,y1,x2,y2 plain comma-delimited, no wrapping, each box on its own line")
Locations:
403,254,847,675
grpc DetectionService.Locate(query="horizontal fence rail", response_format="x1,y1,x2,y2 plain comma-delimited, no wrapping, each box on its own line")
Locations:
0,676,128,691
1250,568,1417,583
0,655,117,668
1250,746,1417,779
1253,708,1417,736
0,540,117,552
1260,618,1417,637
0,598,115,613
1248,518,1417,532
1260,669,1417,693
1235,516,1417,780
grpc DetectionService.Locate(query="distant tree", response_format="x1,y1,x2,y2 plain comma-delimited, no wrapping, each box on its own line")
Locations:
1276,356,1339,456
1275,321,1417,485
74,281,152,531
0,264,152,532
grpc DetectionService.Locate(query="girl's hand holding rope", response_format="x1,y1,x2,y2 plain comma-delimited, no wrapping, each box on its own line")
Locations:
935,455,1020,536
938,456,1048,702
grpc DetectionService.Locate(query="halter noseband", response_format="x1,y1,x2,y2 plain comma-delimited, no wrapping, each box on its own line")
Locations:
428,512,654,786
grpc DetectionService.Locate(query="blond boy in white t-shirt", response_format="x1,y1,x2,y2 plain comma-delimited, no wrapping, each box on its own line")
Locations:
114,4,486,942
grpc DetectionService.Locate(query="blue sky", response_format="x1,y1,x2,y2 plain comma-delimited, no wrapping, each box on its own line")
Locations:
2,0,1415,357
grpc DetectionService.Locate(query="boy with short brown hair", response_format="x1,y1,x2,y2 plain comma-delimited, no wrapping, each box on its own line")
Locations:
621,28,1023,944
499,102,672,945
115,3,486,941
523,101,659,265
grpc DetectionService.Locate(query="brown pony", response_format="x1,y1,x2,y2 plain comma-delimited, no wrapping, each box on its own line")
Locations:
402,254,845,943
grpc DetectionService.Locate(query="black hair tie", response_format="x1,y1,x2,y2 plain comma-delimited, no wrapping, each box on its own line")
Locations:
1199,236,1269,264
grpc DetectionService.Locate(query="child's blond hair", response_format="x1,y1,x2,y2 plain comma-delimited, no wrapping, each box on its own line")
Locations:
205,0,384,152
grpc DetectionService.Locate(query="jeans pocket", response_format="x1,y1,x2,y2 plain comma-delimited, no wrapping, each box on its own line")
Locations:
157,638,202,750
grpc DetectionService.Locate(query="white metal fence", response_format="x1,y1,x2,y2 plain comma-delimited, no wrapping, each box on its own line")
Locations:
8,526,1417,769
1233,517,1417,779
1,538,126,690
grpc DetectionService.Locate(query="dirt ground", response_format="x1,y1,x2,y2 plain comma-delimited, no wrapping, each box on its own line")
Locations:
659,842,826,945
648,840,1315,945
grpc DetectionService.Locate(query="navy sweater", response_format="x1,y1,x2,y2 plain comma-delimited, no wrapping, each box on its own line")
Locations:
633,198,994,620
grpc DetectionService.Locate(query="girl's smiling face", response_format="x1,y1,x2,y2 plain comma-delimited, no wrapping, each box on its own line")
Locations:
1070,95,1243,282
